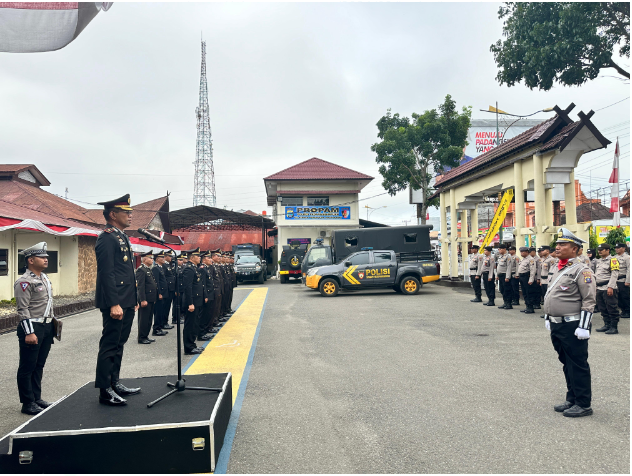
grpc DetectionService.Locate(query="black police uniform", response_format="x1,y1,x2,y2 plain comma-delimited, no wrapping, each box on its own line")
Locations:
163,259,177,323
182,261,206,353
135,263,157,342
94,225,138,389
211,262,224,329
198,262,215,338
151,263,168,332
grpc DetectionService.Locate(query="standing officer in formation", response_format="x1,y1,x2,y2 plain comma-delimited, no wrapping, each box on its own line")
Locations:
210,250,226,330
163,251,177,325
538,246,555,319
94,194,141,407
151,251,171,336
478,246,496,306
182,248,206,355
176,252,187,324
14,242,56,415
587,249,597,272
543,228,595,418
518,246,537,314
614,243,629,319
197,251,216,342
469,244,484,303
577,246,590,266
594,243,621,335
135,251,157,345
496,244,514,310
529,247,542,309
509,245,521,305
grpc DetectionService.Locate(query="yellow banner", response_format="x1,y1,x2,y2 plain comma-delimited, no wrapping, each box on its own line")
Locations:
479,189,513,253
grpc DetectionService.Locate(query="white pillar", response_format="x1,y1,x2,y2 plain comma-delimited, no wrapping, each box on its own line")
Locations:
471,206,478,245
564,171,577,226
545,187,554,238
533,153,546,248
514,161,524,248
440,192,449,277
450,188,459,278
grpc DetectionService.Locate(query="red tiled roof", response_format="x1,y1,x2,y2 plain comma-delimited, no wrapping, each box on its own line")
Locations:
0,181,98,225
435,117,558,187
83,195,169,229
540,121,581,152
0,164,32,172
264,158,373,181
0,164,51,186
0,200,101,230
275,190,361,195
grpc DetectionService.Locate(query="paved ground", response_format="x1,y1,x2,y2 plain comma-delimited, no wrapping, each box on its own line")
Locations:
0,280,629,473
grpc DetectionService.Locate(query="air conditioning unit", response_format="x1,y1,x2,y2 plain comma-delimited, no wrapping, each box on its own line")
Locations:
319,230,326,237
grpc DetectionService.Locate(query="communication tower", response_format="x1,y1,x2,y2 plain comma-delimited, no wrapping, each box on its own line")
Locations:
193,40,217,207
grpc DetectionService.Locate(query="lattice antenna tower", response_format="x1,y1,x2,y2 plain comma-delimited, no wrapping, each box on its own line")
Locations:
193,39,217,207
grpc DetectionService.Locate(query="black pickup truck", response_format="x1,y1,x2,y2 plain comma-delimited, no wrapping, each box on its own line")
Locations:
305,249,440,297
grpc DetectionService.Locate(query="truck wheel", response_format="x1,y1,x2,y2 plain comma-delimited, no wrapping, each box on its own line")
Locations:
319,278,339,297
280,275,288,284
257,273,264,284
400,277,420,295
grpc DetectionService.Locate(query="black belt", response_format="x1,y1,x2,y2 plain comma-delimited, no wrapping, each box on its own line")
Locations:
597,280,610,286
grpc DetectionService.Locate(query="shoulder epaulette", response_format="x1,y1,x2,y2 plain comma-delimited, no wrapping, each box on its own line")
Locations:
104,227,114,233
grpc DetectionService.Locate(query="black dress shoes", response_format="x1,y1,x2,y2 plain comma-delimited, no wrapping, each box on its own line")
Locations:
21,402,43,415
563,405,593,418
533,305,541,309
470,297,483,302
595,325,609,332
197,335,212,341
185,348,203,355
512,301,520,306
605,327,619,334
502,305,513,310
152,329,168,336
497,305,507,309
99,388,127,406
138,339,153,344
554,401,574,412
35,399,51,408
162,323,174,330
112,382,141,396
521,308,534,314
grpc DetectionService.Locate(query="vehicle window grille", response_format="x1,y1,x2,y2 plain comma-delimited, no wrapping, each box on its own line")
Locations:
404,233,417,243
345,236,358,247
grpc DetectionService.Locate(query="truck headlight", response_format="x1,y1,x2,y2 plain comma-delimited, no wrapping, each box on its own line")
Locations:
255,264,261,270
307,268,318,277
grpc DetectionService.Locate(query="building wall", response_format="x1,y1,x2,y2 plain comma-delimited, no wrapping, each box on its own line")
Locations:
78,236,97,294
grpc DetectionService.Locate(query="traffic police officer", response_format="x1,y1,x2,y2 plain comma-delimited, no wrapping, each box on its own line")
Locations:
182,248,206,355
469,244,484,303
163,251,178,324
136,251,157,345
509,246,520,305
151,251,169,336
478,246,496,306
594,243,621,334
518,246,537,313
94,194,140,406
543,227,596,417
15,242,55,415
496,244,514,309
614,243,629,319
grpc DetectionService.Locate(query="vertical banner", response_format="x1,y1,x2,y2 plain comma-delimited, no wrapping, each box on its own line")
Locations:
479,189,514,253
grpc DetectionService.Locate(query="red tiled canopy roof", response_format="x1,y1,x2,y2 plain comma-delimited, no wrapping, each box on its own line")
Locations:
264,158,373,181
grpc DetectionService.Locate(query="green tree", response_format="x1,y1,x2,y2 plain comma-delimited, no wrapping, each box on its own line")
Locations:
605,227,628,254
490,2,630,91
589,228,600,251
371,95,472,224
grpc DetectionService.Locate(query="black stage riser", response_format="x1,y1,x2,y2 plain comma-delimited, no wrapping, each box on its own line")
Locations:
0,373,232,474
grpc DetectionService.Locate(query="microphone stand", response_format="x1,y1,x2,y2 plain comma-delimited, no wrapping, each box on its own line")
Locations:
139,234,221,408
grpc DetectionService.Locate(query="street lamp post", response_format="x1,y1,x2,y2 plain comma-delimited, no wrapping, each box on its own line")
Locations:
480,105,555,148
364,205,387,220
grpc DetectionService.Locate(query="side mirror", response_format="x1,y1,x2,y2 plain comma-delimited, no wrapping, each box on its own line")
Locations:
344,261,352,267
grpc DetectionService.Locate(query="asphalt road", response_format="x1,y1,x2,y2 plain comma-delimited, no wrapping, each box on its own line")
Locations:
0,280,629,473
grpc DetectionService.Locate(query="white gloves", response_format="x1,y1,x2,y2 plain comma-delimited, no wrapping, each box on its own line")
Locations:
575,328,590,340
545,320,550,331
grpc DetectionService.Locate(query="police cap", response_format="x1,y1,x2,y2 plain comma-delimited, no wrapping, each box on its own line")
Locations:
498,243,507,249
519,247,529,252
97,194,133,211
508,246,516,251
154,250,165,258
471,244,480,249
597,243,611,251
484,246,493,252
528,247,536,252
140,251,153,258
188,247,201,256
587,248,595,255
539,245,550,251
179,251,188,260
555,227,586,246
615,243,628,249
19,242,49,258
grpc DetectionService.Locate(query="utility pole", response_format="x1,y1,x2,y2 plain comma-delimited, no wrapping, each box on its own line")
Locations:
193,39,217,207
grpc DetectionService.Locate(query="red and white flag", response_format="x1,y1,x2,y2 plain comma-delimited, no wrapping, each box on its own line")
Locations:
609,138,620,226
0,2,111,53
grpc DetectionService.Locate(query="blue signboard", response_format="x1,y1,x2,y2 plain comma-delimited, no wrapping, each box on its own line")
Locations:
285,206,351,220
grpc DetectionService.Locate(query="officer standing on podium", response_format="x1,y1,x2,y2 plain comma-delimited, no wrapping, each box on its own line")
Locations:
94,194,141,406
543,228,595,417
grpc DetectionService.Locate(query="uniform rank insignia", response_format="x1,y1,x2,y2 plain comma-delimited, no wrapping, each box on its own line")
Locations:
560,286,569,291
611,258,620,271
123,255,128,262
20,282,29,291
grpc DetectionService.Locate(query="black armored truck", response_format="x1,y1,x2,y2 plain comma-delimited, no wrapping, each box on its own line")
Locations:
279,240,308,283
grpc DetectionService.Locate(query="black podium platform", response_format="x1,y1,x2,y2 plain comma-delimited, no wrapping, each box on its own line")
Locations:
0,373,232,474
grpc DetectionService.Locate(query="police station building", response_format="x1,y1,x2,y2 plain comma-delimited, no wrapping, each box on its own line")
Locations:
264,158,373,248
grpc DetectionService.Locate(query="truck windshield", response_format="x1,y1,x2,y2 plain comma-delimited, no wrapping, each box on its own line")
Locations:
307,247,328,264
237,256,260,264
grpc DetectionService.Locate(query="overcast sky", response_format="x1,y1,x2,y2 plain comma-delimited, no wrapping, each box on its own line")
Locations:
1,2,629,227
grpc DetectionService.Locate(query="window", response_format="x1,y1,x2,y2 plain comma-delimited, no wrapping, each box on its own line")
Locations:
18,250,58,274
404,233,417,243
344,236,358,247
281,197,303,207
373,252,392,264
307,196,329,206
307,247,328,264
0,249,7,276
348,252,369,266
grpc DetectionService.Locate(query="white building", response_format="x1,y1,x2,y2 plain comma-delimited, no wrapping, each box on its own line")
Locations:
264,158,373,248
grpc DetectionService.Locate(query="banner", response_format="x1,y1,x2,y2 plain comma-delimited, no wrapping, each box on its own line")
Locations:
595,225,630,244
479,189,513,253
285,206,350,220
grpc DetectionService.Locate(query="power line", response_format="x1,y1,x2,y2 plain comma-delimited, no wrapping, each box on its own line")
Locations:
595,96,630,111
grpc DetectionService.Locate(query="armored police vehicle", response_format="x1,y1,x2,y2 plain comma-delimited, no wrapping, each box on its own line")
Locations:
305,248,440,296
279,240,308,283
